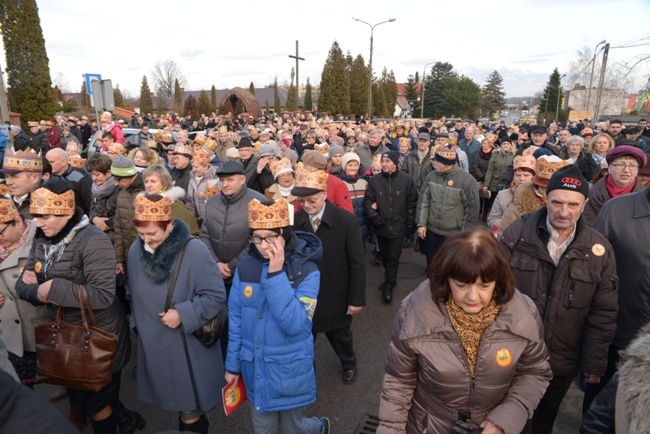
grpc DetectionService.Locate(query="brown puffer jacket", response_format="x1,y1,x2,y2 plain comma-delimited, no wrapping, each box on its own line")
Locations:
500,207,618,378
113,174,144,264
378,281,551,434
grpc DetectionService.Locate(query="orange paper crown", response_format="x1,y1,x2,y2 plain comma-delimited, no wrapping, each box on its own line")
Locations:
193,134,207,145
248,199,290,229
3,148,43,173
152,130,163,140
134,195,172,222
0,198,18,223
513,155,537,173
146,140,158,149
66,142,82,155
0,184,11,196
205,185,221,199
533,156,570,187
314,143,329,155
270,157,293,179
108,143,126,156
69,155,86,169
194,149,211,165
294,166,328,192
203,138,217,152
30,188,75,216
217,125,228,134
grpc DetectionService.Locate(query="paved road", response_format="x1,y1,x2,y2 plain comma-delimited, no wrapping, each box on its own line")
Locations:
36,242,582,433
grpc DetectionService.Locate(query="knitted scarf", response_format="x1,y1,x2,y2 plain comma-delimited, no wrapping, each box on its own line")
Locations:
446,297,500,374
605,174,637,198
43,215,89,273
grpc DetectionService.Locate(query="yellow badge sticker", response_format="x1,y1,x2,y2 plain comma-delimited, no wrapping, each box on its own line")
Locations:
34,261,42,273
244,285,253,298
299,296,317,321
496,348,512,367
19,266,24,273
592,243,605,257
447,180,454,186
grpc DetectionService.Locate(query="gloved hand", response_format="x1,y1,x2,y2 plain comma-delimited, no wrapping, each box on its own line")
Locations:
452,419,483,434
496,183,507,192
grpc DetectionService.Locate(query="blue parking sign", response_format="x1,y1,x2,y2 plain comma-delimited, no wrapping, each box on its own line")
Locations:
85,73,102,94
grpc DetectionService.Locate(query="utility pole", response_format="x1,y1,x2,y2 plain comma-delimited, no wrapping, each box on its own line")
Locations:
586,40,606,113
288,41,304,110
0,64,10,124
593,43,610,123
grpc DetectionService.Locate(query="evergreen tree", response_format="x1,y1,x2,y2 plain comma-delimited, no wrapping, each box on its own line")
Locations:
482,70,506,118
404,74,420,115
273,77,281,113
285,68,298,111
139,75,154,115
318,41,350,115
538,68,563,125
423,62,455,118
304,78,313,111
372,84,388,117
198,90,211,115
155,86,168,112
249,82,255,95
173,79,183,113
113,85,125,107
349,54,369,116
80,81,90,109
445,75,483,119
210,85,217,113
380,68,398,117
184,95,199,119
0,0,57,125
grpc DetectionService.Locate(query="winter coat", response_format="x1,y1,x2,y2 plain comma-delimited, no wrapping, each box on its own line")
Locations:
62,164,92,215
215,141,234,164
12,132,30,152
225,232,322,413
293,174,354,214
200,186,265,281
171,164,192,193
144,187,199,236
128,219,227,412
242,155,261,191
264,184,298,204
27,131,49,154
69,125,82,144
16,214,130,374
339,173,369,238
500,207,618,377
400,149,432,190
132,131,153,147
487,188,514,232
294,201,366,332
80,123,92,146
416,165,480,237
186,166,217,224
88,181,118,244
0,223,48,356
458,138,481,174
60,133,79,150
114,173,145,264
578,153,603,184
45,127,61,149
377,281,552,434
583,176,644,226
365,170,418,239
485,151,515,192
496,183,546,238
357,143,389,171
473,149,492,183
594,186,650,350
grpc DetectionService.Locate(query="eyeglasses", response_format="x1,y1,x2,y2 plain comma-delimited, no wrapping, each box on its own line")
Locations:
250,234,279,245
296,195,322,205
609,163,639,171
0,220,15,237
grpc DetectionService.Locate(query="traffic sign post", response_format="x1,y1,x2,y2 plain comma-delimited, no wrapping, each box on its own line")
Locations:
85,73,101,95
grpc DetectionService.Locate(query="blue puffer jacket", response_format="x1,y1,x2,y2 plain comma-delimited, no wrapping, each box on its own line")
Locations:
225,231,322,413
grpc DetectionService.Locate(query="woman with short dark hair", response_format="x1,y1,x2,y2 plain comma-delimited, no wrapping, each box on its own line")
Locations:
378,229,552,434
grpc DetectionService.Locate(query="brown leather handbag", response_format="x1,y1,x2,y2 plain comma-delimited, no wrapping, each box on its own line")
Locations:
35,284,117,391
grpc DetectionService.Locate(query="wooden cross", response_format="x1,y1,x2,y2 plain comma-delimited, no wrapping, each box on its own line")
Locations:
288,41,305,106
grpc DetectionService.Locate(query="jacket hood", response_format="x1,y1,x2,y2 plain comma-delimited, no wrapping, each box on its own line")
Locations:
618,323,650,433
248,230,322,265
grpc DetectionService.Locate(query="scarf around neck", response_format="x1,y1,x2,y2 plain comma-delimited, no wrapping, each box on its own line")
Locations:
446,297,500,374
605,174,637,198
43,215,90,273
91,178,117,199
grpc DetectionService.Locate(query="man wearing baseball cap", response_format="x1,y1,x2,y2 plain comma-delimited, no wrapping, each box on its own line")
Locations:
501,165,617,433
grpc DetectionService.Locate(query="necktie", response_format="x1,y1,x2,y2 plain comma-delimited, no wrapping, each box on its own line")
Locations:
312,217,320,232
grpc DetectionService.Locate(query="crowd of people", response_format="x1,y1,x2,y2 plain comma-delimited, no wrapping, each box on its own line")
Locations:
0,109,650,433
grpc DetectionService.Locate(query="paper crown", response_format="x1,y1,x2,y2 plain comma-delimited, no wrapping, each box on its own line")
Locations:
522,146,540,157
152,130,163,140
30,188,75,216
314,143,329,155
193,134,207,145
66,142,82,155
69,155,86,169
248,199,290,229
27,121,38,127
270,157,293,179
134,195,172,222
3,148,43,173
193,149,211,165
0,184,11,196
205,185,221,199
146,140,158,149
173,144,194,157
532,156,570,187
294,166,328,192
108,143,126,155
203,138,217,152
513,155,536,173
0,197,18,223
217,125,228,134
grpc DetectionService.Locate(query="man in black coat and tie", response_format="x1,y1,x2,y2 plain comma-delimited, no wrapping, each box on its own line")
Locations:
292,165,366,385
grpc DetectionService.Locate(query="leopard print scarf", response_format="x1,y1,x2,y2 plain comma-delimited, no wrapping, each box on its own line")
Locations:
446,298,500,374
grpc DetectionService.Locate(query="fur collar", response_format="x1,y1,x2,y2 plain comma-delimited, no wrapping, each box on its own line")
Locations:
618,323,650,433
138,186,186,205
512,182,546,215
137,218,190,284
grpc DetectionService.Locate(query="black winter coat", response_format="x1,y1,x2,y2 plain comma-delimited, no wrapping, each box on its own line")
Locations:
12,131,30,151
578,152,602,184
365,170,418,239
473,149,492,182
293,201,366,332
28,131,49,154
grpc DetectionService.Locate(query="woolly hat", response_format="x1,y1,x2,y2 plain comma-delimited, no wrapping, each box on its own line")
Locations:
226,147,240,159
328,145,344,158
301,150,327,170
258,143,280,158
546,164,589,198
434,146,457,166
640,154,650,177
581,128,594,138
111,155,138,178
342,152,360,169
329,136,345,147
606,145,648,167
382,151,400,167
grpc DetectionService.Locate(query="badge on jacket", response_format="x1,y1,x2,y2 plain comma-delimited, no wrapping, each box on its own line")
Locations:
34,261,42,273
244,285,253,298
591,244,605,257
496,348,512,367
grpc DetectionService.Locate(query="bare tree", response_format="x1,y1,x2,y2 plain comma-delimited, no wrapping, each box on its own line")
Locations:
53,72,70,93
151,59,187,99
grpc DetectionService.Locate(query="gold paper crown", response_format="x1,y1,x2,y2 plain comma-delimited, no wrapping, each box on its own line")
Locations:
314,143,329,155
30,188,75,216
146,139,158,149
173,144,194,157
134,195,172,222
248,199,290,229
193,134,207,145
194,149,210,165
522,146,540,157
204,138,217,152
0,184,11,196
3,148,43,173
294,166,328,192
533,156,570,186
0,197,18,223
513,155,536,173
108,143,126,155
270,157,293,178
217,125,228,134
205,185,221,199
153,130,163,140
69,155,86,169
66,142,82,155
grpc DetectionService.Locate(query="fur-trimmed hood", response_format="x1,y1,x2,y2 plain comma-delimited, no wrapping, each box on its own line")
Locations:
138,185,186,205
617,323,650,433
136,218,190,284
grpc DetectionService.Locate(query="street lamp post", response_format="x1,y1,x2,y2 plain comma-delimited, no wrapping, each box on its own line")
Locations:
420,61,435,119
586,40,606,113
555,74,566,123
352,17,396,119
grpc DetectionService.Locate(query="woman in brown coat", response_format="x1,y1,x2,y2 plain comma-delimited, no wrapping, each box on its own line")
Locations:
378,229,551,434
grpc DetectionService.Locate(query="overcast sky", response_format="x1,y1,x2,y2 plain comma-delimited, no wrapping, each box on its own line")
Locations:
2,0,649,100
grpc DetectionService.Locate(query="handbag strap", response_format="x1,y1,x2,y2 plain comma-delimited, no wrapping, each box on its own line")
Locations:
164,237,194,313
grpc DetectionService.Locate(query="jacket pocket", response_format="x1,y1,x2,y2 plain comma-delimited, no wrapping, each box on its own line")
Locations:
264,353,313,398
564,267,599,308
